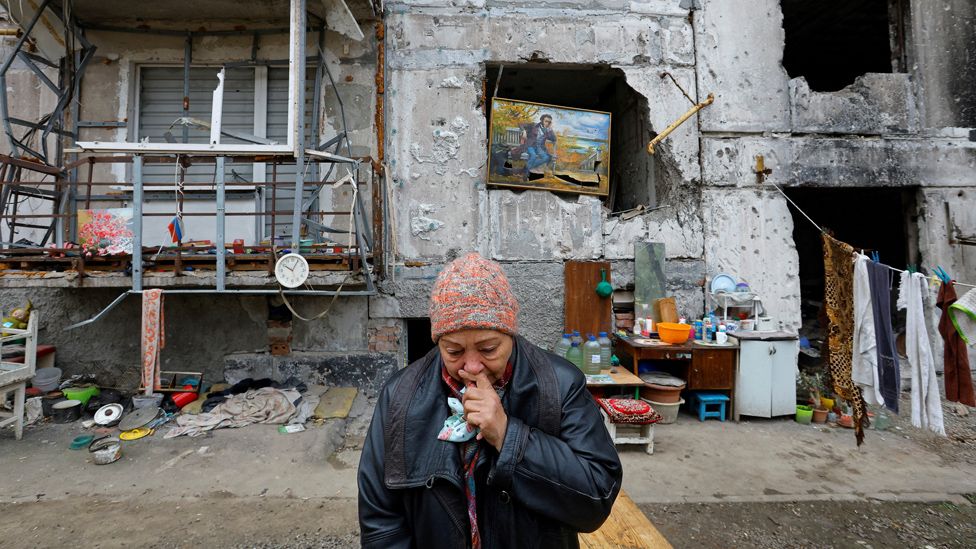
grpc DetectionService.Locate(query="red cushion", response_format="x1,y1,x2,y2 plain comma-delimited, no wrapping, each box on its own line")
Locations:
597,398,662,425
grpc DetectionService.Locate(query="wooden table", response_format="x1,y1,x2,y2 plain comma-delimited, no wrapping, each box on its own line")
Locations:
613,334,739,420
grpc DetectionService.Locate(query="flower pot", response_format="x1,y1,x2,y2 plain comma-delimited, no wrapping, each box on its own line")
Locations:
812,408,828,423
820,397,834,411
838,414,854,429
795,405,813,424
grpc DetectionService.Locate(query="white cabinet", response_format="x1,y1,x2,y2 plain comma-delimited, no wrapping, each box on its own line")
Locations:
732,331,798,420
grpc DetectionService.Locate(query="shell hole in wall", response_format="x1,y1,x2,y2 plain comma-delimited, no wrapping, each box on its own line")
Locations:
484,63,661,213
785,187,918,361
780,0,908,92
406,317,434,364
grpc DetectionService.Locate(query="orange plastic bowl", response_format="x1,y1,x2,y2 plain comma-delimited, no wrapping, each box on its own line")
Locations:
657,322,691,344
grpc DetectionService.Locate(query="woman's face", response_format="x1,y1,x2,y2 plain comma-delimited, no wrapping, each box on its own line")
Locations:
438,329,514,386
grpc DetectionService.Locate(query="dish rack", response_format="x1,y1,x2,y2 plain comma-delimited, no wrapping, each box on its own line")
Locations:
1,311,38,439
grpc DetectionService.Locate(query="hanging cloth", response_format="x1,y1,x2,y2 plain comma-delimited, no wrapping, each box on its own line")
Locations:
898,272,945,436
141,289,165,394
938,282,975,407
823,234,868,445
852,254,883,407
866,261,900,413
948,287,976,347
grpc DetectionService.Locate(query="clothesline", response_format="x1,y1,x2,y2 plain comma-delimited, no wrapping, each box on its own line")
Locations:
770,182,976,290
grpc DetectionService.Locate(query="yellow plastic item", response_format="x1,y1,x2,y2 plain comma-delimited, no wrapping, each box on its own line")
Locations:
119,427,153,440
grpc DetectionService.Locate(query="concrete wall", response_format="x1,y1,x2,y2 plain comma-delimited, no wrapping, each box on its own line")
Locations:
4,0,976,383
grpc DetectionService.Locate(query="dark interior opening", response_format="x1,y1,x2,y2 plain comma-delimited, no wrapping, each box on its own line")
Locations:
786,187,918,355
484,63,659,212
781,0,902,92
406,317,434,364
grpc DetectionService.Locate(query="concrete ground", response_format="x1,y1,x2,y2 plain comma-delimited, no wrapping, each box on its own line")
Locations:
1,394,975,547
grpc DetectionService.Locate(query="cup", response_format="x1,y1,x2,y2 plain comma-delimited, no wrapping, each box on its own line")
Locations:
716,331,728,344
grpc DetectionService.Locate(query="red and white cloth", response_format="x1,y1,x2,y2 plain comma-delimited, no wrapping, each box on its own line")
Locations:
141,289,165,392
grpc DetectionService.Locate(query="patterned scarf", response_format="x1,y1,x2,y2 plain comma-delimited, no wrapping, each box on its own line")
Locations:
439,363,514,549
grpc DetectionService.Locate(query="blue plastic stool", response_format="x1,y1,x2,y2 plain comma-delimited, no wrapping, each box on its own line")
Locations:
694,392,729,422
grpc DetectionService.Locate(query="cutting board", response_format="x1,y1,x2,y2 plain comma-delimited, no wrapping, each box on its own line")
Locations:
564,261,612,337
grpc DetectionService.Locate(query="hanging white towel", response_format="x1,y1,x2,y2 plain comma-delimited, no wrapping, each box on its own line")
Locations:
852,254,883,406
898,271,945,436
924,280,946,373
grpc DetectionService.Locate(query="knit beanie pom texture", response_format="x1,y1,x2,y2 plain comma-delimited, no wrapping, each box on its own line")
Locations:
429,253,519,341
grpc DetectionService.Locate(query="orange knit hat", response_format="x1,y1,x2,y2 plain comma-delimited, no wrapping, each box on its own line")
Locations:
429,252,519,342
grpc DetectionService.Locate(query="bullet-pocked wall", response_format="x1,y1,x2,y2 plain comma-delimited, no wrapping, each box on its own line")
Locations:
384,1,709,349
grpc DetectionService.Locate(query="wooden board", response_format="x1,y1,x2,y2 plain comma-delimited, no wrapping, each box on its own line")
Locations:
580,489,672,549
564,261,612,338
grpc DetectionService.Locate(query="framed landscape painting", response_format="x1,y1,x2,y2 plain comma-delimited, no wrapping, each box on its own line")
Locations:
488,98,611,196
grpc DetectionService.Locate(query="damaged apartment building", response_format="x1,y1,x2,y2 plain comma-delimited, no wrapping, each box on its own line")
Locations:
1,0,974,390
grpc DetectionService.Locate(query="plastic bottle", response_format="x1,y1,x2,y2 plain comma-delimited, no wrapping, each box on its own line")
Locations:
553,333,572,357
598,331,612,370
565,341,584,371
583,335,602,375
571,330,582,346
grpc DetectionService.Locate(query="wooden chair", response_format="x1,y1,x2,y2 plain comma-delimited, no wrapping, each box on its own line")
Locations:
0,311,38,440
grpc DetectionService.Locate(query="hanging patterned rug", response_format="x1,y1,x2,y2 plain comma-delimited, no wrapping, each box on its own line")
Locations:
823,234,868,445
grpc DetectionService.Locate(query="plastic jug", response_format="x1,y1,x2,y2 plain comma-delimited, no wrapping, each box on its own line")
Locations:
565,341,584,371
554,333,572,357
598,332,612,370
571,330,582,346
583,335,602,375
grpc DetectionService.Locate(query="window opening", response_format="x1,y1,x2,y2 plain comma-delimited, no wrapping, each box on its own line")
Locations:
484,63,659,212
781,0,905,92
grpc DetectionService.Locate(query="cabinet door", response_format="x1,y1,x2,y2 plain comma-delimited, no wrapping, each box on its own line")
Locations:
769,340,799,416
690,349,735,389
736,341,773,418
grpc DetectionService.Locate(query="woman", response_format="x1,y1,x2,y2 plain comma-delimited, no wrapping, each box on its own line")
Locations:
358,252,622,548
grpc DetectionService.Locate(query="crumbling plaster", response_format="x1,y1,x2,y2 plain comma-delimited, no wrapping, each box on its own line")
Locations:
0,288,371,382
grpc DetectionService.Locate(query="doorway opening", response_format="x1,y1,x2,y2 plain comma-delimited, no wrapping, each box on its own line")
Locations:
786,187,918,361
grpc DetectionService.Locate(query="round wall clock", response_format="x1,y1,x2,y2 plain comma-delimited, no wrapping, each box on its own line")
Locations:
274,253,310,288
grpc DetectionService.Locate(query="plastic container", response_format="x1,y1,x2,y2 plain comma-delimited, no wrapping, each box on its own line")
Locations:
31,367,62,392
641,383,685,403
553,334,572,358
565,341,583,372
583,335,602,375
62,385,100,406
645,398,684,424
132,393,164,409
571,330,582,347
657,322,691,344
598,332,612,371
795,405,814,424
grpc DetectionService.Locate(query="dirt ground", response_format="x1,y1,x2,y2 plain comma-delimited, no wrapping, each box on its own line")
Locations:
3,385,976,548
641,499,976,549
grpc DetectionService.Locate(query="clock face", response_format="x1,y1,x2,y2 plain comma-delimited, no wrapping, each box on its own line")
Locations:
274,253,310,288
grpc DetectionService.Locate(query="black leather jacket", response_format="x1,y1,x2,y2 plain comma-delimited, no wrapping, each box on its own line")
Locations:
358,336,622,548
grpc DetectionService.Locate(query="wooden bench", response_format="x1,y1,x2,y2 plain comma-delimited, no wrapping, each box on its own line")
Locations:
580,489,671,549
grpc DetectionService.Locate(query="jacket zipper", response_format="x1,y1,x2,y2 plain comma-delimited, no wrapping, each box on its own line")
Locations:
428,475,468,542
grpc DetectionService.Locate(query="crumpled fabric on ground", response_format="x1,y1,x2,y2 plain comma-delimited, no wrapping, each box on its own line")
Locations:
823,234,868,445
899,271,945,436
852,254,882,406
938,282,975,407
165,387,301,438
288,391,320,426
